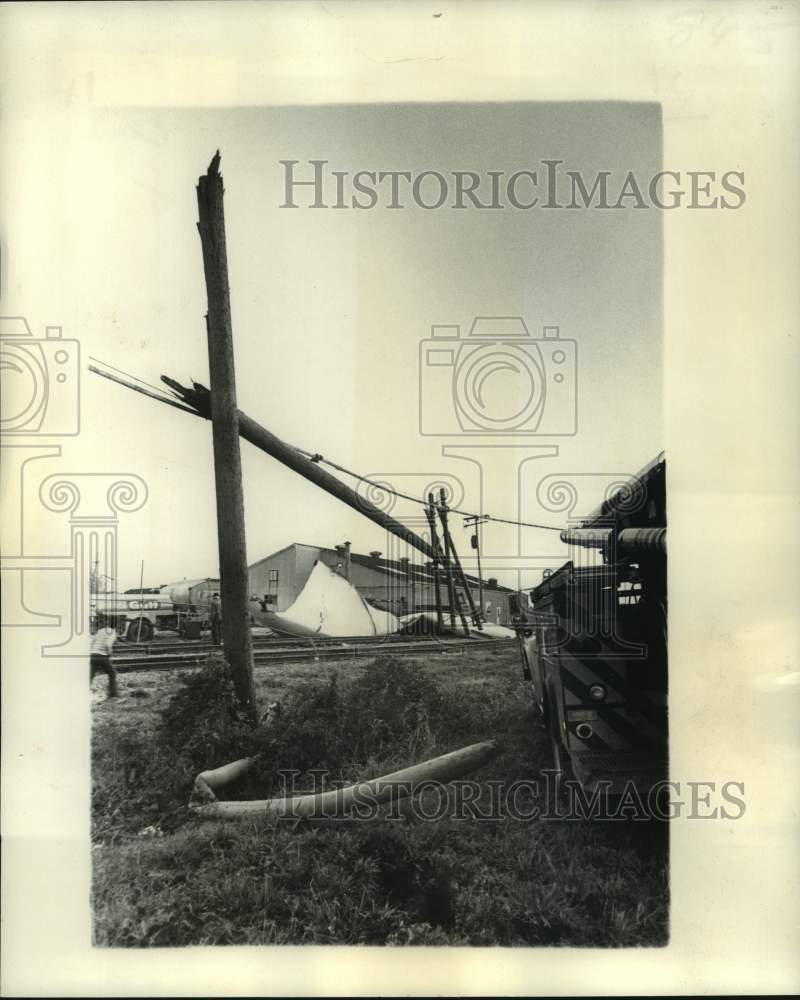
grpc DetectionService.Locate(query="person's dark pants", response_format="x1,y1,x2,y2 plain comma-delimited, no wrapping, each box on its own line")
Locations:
90,653,119,697
211,620,221,645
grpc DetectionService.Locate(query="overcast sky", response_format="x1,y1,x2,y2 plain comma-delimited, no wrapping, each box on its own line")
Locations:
4,101,662,592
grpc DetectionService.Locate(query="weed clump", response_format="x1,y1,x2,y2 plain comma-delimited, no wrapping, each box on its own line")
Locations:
356,826,455,930
248,657,451,793
158,654,253,772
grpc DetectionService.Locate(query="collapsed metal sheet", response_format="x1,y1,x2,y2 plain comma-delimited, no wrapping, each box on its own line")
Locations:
470,622,518,640
397,611,517,640
249,560,399,638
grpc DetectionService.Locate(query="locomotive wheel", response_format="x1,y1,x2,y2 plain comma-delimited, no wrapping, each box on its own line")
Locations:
127,618,153,643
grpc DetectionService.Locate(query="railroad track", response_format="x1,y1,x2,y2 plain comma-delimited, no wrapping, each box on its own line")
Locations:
115,636,515,673
117,632,437,658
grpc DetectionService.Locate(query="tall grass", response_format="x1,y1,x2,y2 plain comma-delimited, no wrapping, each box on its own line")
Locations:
91,651,668,946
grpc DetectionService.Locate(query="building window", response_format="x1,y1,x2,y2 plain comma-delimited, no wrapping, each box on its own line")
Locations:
268,570,279,588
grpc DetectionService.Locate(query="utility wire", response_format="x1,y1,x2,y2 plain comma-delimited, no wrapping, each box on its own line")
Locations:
88,363,201,416
88,356,172,398
294,449,563,533
90,361,565,534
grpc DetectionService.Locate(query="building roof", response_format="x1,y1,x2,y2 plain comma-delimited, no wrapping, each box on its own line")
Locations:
249,542,322,568
250,543,516,593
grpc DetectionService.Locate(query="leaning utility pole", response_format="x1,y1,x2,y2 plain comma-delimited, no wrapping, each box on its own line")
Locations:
196,151,258,724
464,513,489,624
438,489,469,636
424,495,445,632
159,375,435,561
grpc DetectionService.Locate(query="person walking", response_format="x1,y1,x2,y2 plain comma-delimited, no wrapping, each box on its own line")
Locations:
209,592,222,645
90,624,120,698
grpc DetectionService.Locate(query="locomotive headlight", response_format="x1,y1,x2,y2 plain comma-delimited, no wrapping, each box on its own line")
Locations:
588,684,606,702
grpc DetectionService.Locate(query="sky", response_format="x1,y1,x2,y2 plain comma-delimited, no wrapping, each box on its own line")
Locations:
2,100,663,593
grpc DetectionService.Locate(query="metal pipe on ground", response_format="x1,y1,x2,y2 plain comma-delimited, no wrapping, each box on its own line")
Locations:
190,739,500,820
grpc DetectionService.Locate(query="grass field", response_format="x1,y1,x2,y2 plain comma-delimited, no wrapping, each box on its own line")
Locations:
91,646,668,947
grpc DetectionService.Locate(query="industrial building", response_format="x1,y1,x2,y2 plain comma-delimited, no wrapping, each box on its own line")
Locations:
248,543,523,624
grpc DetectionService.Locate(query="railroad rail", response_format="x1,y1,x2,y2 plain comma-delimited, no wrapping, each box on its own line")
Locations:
115,635,514,673
115,632,433,659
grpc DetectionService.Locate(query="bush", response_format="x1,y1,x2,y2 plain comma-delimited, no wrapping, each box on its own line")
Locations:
247,657,454,794
158,654,253,772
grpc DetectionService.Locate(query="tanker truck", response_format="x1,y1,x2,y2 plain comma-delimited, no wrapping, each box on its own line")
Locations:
518,453,667,794
92,577,220,642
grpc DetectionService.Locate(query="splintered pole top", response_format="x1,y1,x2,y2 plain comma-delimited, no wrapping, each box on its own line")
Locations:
207,149,221,176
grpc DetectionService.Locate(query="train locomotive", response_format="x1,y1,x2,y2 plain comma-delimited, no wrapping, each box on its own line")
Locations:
519,453,667,793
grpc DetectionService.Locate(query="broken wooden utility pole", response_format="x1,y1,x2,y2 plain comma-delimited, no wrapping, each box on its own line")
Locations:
196,151,258,725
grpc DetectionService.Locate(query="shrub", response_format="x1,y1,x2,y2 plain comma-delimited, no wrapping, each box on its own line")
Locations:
158,654,253,772
247,657,454,794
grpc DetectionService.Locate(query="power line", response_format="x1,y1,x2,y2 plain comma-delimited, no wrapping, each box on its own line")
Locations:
294,448,564,533
88,356,172,398
88,363,201,415
90,361,565,534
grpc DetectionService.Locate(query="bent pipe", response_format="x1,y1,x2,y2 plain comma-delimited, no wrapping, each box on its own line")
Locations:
190,739,500,820
192,756,258,804
162,376,434,560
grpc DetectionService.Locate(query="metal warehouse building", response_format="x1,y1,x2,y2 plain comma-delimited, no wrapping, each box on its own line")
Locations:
248,543,522,624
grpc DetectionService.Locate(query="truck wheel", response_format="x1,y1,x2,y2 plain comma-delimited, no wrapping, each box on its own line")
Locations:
127,618,153,643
